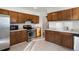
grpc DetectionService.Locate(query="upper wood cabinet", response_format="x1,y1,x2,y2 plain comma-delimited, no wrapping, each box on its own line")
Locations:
47,12,58,21
25,14,30,20
72,7,79,20
32,15,39,24
0,9,9,15
52,12,58,21
18,13,26,23
29,14,33,20
47,7,79,21
47,13,52,21
0,9,39,24
9,11,18,24
65,9,73,20
57,11,64,21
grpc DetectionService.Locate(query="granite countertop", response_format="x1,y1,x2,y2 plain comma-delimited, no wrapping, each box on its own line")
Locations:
45,28,79,34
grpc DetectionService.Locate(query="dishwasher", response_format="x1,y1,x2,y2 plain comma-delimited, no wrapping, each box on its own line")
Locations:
74,34,79,51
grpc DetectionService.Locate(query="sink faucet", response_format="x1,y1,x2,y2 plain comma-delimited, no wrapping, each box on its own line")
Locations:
64,26,69,31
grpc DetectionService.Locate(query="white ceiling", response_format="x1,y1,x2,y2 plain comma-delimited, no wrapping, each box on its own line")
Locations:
0,7,74,16
21,7,74,13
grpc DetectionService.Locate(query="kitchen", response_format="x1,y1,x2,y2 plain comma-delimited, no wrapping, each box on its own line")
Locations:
0,7,79,51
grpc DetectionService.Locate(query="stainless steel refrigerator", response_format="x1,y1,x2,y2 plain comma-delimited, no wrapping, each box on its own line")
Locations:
0,14,10,51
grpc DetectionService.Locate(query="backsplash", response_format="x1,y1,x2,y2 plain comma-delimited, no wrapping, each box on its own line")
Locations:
49,21,79,31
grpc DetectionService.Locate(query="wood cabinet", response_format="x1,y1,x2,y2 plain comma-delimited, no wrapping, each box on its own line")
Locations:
65,9,73,20
9,11,18,24
47,12,58,21
29,14,33,20
0,9,9,15
0,9,39,24
52,12,58,21
57,9,72,21
32,16,39,23
25,14,31,21
18,13,26,23
54,31,62,45
61,32,73,49
57,11,64,21
72,7,79,20
45,30,61,45
47,13,53,21
10,30,28,46
10,31,17,45
47,7,79,21
45,30,73,49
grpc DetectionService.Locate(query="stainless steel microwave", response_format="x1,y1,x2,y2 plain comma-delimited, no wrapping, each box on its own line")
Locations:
10,25,18,30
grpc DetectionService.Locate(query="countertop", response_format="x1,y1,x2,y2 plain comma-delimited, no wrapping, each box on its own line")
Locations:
45,28,79,34
10,29,27,32
10,28,36,32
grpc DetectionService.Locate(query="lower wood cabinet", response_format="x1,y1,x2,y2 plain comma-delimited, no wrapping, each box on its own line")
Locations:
45,30,54,42
54,31,62,45
45,30,73,49
45,31,62,45
61,32,73,49
10,30,28,46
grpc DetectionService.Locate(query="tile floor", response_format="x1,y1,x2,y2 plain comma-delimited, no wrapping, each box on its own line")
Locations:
24,38,73,51
10,41,28,51
9,38,73,51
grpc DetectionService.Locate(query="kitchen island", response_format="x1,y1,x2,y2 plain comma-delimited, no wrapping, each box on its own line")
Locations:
45,29,79,49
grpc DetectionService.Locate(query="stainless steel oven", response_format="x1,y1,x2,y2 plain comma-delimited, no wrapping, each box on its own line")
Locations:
23,25,35,42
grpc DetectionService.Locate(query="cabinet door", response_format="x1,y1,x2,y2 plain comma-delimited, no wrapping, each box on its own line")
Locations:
45,30,55,43
9,11,18,24
57,9,72,21
47,13,52,21
61,32,73,49
29,15,33,20
51,12,58,21
32,16,39,24
10,32,17,46
10,30,28,46
0,9,9,15
54,31,62,45
66,9,73,20
18,13,26,23
16,30,28,43
57,11,64,21
72,7,79,20
25,14,30,20
25,14,33,22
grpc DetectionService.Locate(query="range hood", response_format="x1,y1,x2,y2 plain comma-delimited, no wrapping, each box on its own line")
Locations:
25,19,33,25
